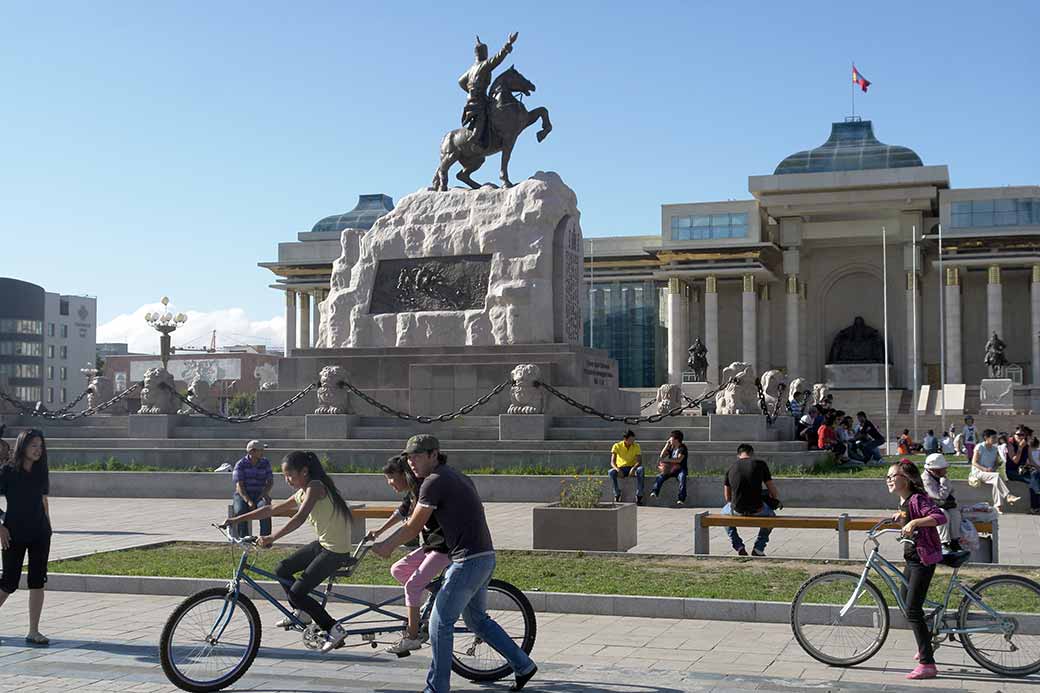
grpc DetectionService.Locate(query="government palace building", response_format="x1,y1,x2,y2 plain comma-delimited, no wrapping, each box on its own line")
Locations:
581,117,1040,403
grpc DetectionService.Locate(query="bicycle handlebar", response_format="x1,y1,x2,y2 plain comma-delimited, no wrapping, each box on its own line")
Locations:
212,523,261,547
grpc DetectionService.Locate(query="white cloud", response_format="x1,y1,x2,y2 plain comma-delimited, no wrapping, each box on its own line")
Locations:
98,303,285,354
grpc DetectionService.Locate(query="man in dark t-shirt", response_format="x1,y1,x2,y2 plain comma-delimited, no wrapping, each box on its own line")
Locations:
373,434,536,693
722,443,780,557
649,430,689,504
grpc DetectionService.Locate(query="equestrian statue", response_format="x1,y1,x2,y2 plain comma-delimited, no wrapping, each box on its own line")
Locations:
431,32,552,191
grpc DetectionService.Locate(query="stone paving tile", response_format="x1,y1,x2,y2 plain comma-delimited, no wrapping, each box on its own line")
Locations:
42,497,1040,565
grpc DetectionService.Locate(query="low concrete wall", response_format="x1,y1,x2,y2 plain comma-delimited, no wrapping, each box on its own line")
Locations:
46,471,1034,512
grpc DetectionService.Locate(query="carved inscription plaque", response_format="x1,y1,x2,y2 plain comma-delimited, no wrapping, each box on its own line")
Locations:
369,255,492,314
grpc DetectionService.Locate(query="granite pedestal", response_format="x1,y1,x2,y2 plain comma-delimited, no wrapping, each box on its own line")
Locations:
980,378,1015,415
305,414,359,439
824,363,892,389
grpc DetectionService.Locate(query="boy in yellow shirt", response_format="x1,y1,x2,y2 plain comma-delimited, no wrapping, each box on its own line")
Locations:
609,430,644,505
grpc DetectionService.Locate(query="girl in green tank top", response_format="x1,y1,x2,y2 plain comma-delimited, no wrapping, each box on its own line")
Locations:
222,450,354,652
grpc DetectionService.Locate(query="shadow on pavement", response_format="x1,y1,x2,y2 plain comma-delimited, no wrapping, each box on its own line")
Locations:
53,530,165,536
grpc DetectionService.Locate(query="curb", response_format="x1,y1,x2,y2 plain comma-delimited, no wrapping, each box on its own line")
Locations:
38,572,925,630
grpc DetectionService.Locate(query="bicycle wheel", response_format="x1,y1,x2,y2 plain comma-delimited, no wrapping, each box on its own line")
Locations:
791,570,890,667
958,574,1040,677
427,578,536,682
159,587,262,693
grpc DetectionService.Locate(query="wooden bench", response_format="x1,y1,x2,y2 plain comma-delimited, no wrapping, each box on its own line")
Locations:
692,511,998,562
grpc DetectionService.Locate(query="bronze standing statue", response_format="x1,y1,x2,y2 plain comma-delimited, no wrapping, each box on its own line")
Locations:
984,332,1008,378
687,338,708,382
431,33,552,191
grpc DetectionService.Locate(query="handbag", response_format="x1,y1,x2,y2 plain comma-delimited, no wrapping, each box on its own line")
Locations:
968,469,982,488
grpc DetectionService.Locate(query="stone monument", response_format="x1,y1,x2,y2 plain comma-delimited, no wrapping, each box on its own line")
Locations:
824,316,891,389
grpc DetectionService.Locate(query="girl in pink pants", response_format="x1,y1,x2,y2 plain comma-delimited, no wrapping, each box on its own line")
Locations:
366,455,451,655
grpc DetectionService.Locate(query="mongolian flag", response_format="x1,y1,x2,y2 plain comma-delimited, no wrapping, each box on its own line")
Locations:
852,64,871,93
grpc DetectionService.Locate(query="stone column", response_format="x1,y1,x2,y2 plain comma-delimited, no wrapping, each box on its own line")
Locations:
298,292,311,351
742,274,757,372
945,268,962,384
1033,266,1040,384
285,290,297,356
758,284,771,371
987,265,1003,341
785,275,799,376
906,272,918,390
704,275,718,384
311,291,321,347
799,281,809,380
666,278,689,384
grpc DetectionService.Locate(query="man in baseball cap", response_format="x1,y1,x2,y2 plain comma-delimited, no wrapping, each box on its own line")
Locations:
403,433,439,456
923,453,961,551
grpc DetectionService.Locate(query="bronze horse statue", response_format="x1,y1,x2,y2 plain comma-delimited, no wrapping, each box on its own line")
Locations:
431,66,552,191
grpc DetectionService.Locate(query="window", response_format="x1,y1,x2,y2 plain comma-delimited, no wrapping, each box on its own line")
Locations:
60,387,67,403
47,387,54,403
671,212,749,241
60,366,67,380
0,363,41,379
47,345,54,359
48,323,55,337
950,197,1040,228
13,386,41,402
61,324,68,338
0,341,43,356
0,319,42,335
60,346,67,359
59,299,69,316
47,366,54,380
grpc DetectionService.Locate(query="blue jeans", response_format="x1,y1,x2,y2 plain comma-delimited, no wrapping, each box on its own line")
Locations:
1006,466,1040,509
651,466,687,501
608,466,644,499
721,502,775,553
851,441,882,463
426,553,534,693
233,493,271,538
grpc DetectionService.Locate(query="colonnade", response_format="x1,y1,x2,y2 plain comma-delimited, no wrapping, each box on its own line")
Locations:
283,288,328,355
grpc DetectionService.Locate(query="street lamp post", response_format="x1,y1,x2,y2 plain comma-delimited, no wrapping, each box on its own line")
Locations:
144,297,187,370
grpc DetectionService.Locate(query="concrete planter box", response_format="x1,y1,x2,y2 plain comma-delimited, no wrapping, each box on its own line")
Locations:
532,502,637,552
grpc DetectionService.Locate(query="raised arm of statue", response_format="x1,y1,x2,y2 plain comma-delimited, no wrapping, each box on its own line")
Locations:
487,32,518,71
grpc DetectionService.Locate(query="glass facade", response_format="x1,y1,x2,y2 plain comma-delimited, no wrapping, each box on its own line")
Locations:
583,280,667,387
0,319,43,335
0,340,43,356
951,198,1040,228
0,363,41,379
12,385,41,402
670,212,748,241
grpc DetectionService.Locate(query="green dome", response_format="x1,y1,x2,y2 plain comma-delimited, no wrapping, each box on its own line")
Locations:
775,120,922,175
312,194,394,233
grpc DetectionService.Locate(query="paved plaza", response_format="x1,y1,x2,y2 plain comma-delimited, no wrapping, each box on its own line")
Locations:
2,590,1038,692
46,497,1040,565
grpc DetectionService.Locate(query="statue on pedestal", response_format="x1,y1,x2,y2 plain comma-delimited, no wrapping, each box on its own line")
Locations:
984,332,1008,378
828,316,885,363
431,32,553,191
687,338,708,382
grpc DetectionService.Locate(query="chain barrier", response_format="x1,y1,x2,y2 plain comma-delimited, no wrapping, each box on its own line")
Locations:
161,382,318,423
756,381,788,425
535,378,733,425
640,398,656,411
337,378,512,424
0,385,91,417
0,384,142,421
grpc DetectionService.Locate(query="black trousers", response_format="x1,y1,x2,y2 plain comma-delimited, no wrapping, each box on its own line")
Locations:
901,556,937,665
274,541,350,631
1,533,51,593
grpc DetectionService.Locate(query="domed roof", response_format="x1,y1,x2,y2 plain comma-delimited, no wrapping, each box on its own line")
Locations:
774,119,922,175
311,194,394,233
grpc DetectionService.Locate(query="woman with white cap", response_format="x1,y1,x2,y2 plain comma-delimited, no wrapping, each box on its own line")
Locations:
922,453,961,551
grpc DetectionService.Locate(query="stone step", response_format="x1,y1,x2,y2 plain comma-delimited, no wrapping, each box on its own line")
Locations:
548,427,710,441
35,427,129,438
551,416,709,428
350,426,498,440
354,416,501,427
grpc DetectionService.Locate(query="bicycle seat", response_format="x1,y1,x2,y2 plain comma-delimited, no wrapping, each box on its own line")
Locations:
332,557,359,578
940,549,971,568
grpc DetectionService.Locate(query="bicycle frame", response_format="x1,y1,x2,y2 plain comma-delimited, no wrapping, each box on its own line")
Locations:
843,531,1008,638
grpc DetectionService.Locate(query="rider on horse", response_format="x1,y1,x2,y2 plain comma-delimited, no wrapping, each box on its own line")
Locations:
458,33,517,149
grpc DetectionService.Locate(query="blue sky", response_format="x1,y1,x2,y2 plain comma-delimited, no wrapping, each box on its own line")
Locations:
1,1,1037,349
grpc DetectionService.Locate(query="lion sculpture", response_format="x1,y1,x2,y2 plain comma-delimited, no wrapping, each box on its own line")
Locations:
507,364,543,414
655,383,683,415
759,370,787,413
179,375,216,415
138,367,178,414
812,383,832,407
715,362,759,415
314,365,352,415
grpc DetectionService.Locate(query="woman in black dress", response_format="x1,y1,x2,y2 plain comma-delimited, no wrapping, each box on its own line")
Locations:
0,429,53,646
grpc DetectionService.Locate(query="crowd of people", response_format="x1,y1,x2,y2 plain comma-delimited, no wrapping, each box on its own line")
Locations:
795,402,885,465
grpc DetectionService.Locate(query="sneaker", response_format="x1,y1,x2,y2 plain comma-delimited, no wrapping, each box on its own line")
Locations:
512,664,538,691
905,663,937,679
736,547,748,556
676,498,686,506
320,624,348,653
1008,494,1022,505
613,493,622,503
649,491,658,498
636,496,645,506
386,635,422,656
276,610,312,629
751,548,766,557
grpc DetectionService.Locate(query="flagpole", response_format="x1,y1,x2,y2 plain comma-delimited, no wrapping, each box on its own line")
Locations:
912,225,919,443
939,223,947,438
883,225,891,456
589,238,595,348
852,62,855,118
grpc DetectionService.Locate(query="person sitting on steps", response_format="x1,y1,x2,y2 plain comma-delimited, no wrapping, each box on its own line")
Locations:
649,430,688,505
608,430,644,505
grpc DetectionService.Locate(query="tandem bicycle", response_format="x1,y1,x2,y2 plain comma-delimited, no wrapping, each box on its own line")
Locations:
790,519,1040,677
158,526,536,692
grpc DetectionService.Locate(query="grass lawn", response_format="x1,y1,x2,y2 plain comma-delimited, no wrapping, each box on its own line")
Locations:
49,543,1040,610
